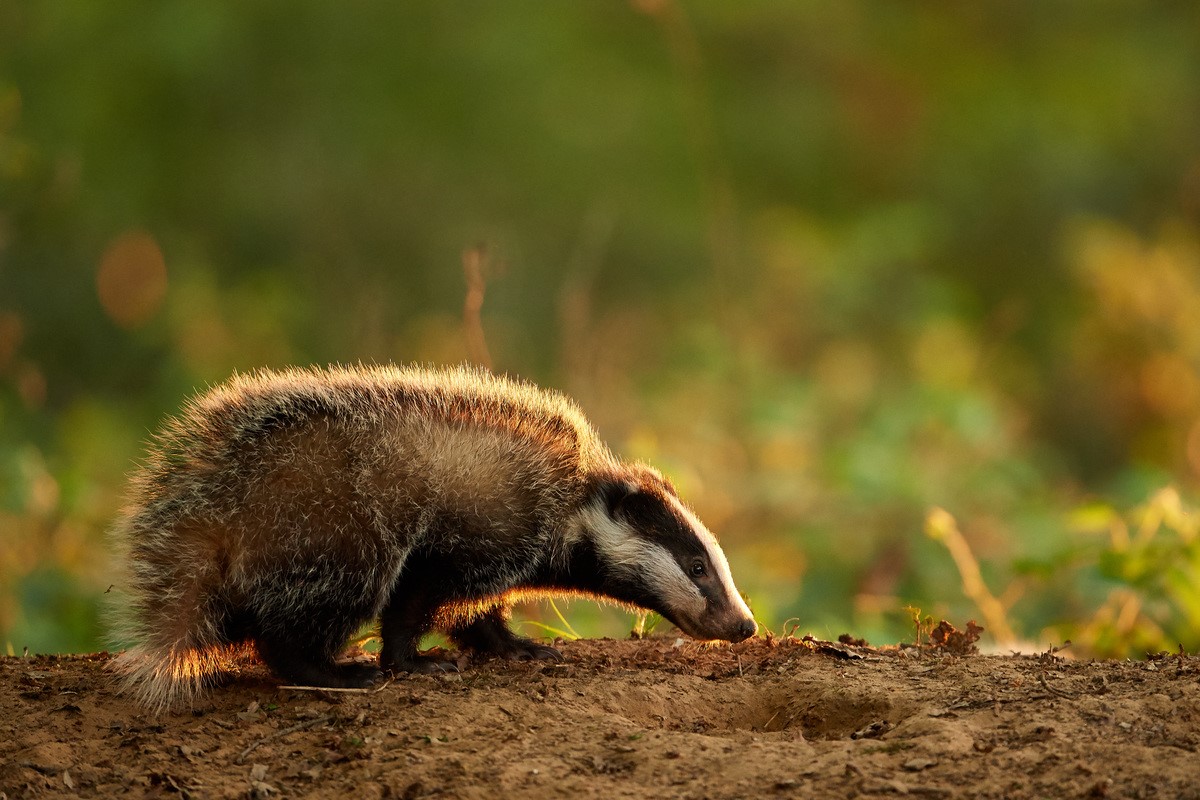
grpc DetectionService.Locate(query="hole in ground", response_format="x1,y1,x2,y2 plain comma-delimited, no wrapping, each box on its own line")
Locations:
598,679,918,740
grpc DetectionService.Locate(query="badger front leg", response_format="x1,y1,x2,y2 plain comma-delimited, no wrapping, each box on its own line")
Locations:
447,606,563,663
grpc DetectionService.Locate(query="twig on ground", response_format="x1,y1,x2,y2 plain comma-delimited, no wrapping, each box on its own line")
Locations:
278,679,392,694
1038,673,1073,698
237,714,332,764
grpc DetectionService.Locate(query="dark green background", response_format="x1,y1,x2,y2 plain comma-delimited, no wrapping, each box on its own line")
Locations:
3,2,1200,656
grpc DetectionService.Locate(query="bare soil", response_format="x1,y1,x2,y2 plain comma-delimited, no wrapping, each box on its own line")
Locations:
3,636,1199,799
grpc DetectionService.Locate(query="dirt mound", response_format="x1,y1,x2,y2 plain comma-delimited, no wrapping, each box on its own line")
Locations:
3,638,1199,799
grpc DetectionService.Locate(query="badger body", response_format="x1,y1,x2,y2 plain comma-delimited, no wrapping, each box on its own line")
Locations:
111,364,756,710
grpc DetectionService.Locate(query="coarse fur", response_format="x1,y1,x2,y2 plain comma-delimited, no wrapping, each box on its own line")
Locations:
108,364,756,711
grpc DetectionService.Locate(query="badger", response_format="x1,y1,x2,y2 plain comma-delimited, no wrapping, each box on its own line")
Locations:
109,364,757,711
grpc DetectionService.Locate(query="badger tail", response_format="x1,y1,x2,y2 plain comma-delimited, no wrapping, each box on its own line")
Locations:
105,527,249,713
108,638,249,713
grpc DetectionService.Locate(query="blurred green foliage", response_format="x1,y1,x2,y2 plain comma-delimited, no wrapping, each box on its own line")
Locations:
2,2,1200,656
1059,488,1200,656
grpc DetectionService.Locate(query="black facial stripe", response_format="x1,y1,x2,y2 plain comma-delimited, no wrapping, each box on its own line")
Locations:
697,581,722,605
616,490,707,564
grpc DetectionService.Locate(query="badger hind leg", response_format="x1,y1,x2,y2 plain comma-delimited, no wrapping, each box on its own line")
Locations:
255,632,382,688
448,607,563,663
251,577,383,689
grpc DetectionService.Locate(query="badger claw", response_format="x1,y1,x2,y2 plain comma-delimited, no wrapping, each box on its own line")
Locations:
486,641,563,662
522,644,564,662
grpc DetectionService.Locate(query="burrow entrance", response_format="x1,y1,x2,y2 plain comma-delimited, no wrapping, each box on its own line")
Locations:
589,677,918,740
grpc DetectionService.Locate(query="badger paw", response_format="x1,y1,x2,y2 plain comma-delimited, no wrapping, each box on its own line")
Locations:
483,640,563,663
333,662,386,687
382,654,461,675
412,657,461,674
512,642,564,662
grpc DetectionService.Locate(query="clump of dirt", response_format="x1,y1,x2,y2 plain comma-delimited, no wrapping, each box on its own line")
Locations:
3,637,1199,799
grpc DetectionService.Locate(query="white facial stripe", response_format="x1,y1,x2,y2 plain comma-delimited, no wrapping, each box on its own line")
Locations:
581,502,705,619
642,543,704,618
666,495,754,620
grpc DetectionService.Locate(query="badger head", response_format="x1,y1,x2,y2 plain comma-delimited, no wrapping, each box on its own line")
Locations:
577,465,757,643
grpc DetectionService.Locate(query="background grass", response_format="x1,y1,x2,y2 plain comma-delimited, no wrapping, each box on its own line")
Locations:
2,2,1200,656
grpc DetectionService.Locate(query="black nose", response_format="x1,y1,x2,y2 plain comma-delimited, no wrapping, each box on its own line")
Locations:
736,618,758,641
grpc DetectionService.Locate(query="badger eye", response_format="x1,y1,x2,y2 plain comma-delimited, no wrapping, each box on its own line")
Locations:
689,560,706,578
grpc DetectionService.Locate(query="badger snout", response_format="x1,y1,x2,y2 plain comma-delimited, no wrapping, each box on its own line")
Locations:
730,617,758,642
680,612,758,643
711,615,757,643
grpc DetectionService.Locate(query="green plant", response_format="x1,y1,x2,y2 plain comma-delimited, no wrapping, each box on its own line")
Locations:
629,612,662,639
903,605,936,649
519,599,582,642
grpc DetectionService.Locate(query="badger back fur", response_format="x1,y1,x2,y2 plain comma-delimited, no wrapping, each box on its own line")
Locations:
109,364,756,711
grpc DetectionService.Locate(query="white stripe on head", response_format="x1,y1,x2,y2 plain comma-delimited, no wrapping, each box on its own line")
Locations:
579,500,705,621
665,494,754,621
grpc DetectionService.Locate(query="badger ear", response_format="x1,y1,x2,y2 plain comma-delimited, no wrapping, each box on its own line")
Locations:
591,474,639,518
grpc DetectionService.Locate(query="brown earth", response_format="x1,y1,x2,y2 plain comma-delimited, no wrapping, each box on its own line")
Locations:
2,636,1199,799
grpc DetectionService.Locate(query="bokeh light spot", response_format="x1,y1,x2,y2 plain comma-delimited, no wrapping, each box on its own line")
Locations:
0,311,23,369
96,230,168,329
